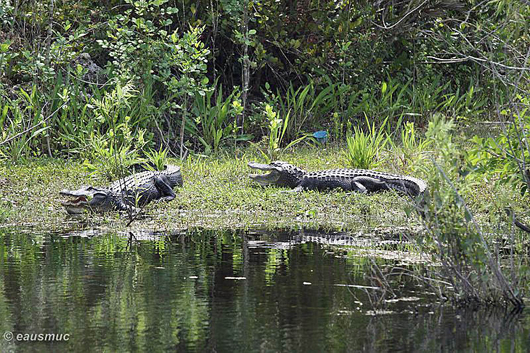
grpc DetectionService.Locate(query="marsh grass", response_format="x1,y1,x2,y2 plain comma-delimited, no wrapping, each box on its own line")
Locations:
251,104,312,162
395,121,432,170
417,166,528,308
0,146,421,233
0,142,524,235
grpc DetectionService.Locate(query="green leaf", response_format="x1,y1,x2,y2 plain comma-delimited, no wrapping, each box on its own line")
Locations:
0,41,11,53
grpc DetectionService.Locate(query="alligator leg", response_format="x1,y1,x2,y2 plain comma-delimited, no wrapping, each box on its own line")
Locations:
298,178,355,191
154,175,177,201
113,195,140,213
287,177,382,193
286,180,351,192
351,176,389,193
351,180,368,193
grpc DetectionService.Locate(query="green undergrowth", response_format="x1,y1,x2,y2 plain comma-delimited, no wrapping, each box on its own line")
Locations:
0,144,526,236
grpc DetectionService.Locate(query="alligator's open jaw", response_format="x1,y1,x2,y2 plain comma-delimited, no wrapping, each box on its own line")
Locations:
59,189,93,214
60,197,89,214
248,162,282,186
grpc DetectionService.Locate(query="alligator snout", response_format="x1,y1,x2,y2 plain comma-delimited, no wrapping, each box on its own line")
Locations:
247,162,282,186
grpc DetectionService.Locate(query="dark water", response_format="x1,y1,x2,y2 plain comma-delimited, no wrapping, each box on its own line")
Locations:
0,229,528,352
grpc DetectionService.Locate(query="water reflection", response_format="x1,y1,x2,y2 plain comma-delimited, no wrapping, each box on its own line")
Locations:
0,229,527,352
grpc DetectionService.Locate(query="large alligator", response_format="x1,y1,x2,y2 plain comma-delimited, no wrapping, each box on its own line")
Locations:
248,161,427,197
60,165,183,214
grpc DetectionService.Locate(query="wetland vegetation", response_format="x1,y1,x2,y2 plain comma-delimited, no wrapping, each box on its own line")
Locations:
1,0,530,351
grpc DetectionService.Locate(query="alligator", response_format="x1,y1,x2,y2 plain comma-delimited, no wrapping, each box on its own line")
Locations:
60,165,183,214
248,161,427,197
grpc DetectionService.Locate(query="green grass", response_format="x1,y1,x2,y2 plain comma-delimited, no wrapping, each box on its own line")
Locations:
0,146,420,233
0,143,525,235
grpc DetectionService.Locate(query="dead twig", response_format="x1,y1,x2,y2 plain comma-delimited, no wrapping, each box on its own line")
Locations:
505,208,530,234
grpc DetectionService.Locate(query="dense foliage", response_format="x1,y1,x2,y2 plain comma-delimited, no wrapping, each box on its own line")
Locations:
1,0,528,160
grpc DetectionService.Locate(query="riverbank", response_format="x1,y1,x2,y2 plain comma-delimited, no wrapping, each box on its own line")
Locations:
1,143,529,308
0,144,525,235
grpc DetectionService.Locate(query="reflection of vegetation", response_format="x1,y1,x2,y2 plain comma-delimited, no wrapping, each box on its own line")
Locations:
0,229,528,351
0,231,211,351
263,248,283,285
